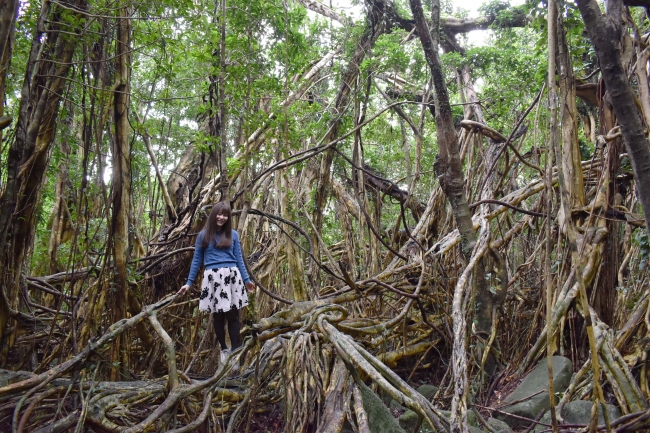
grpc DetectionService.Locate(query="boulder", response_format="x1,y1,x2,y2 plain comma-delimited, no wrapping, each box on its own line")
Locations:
486,417,513,433
398,410,429,432
0,369,33,387
497,356,573,429
532,401,621,432
358,383,406,433
416,384,439,400
398,409,483,433
443,410,478,427
390,398,406,412
562,400,621,425
388,384,439,412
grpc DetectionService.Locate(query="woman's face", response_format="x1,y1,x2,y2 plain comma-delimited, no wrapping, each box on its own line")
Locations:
215,212,229,227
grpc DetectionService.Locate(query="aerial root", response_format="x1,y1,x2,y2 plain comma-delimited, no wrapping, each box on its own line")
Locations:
166,390,212,433
351,384,371,433
0,292,254,432
284,330,329,432
0,294,178,400
316,358,351,433
552,313,646,425
318,316,448,432
3,207,646,433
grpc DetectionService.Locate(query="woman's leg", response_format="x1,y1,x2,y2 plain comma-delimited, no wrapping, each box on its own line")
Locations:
225,308,241,349
212,312,228,350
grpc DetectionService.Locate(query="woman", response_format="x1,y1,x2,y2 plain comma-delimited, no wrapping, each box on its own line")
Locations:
179,202,254,362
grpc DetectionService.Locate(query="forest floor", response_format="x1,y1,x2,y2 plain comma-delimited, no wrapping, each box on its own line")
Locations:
248,408,285,432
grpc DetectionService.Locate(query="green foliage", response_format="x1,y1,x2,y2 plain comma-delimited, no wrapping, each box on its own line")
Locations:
480,0,527,28
634,229,650,271
5,0,618,295
365,31,411,73
479,0,513,17
444,28,545,131
578,134,593,161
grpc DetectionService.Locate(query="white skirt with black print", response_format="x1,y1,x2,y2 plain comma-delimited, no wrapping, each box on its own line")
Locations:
199,267,248,313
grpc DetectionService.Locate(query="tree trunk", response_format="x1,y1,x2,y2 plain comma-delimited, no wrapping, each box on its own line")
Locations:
0,0,86,349
218,0,229,201
0,0,18,78
312,7,385,238
0,0,50,308
455,63,504,378
577,0,650,231
48,111,72,274
556,10,585,212
278,168,308,301
135,112,178,222
546,1,560,430
409,3,476,256
110,1,133,380
408,0,477,430
0,2,17,336
0,0,18,140
634,46,650,127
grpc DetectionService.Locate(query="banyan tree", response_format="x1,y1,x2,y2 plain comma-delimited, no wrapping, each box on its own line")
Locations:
1,0,650,431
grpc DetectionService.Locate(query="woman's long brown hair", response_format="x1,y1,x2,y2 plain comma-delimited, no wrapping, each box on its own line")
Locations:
200,202,232,248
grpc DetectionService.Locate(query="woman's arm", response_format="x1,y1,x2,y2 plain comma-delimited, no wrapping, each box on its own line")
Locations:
186,232,205,286
232,231,251,284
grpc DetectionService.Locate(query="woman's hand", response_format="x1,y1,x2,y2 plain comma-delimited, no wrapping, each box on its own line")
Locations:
178,284,190,296
245,282,255,293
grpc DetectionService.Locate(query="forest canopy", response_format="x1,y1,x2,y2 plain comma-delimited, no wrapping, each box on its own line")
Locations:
1,0,650,431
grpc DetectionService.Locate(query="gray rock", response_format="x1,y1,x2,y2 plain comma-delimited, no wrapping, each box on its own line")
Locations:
358,383,407,433
399,409,485,433
562,400,621,425
439,410,478,427
486,417,513,433
388,384,438,412
532,411,555,433
0,369,33,387
532,401,621,433
390,398,406,411
497,356,573,429
416,384,439,400
380,390,393,407
399,410,427,432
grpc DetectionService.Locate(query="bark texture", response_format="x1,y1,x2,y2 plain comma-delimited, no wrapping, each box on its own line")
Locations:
0,0,86,346
577,0,650,230
110,1,133,380
312,6,385,237
408,0,477,430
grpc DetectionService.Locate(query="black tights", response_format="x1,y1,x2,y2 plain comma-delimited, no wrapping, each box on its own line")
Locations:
212,309,240,350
